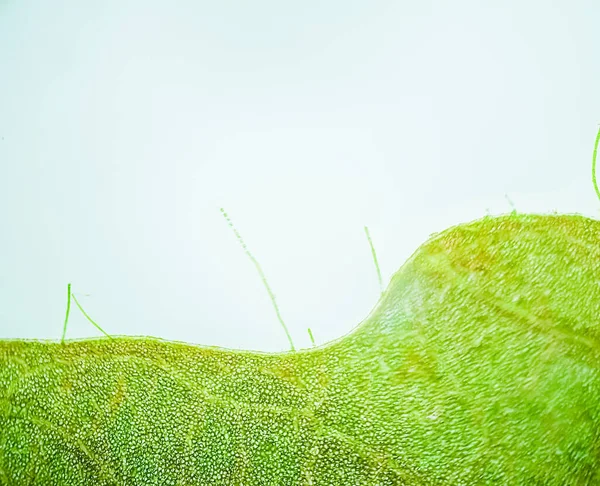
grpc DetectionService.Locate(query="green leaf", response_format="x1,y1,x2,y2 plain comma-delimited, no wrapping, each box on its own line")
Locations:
1,213,599,484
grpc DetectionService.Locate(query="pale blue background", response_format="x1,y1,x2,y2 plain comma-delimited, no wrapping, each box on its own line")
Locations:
1,1,599,351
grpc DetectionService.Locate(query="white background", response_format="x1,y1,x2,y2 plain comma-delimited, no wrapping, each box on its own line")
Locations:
1,0,599,351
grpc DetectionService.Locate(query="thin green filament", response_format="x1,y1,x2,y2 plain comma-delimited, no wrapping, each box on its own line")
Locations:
60,283,72,344
220,208,296,352
307,327,316,347
364,226,383,295
505,194,517,215
70,293,113,340
592,126,600,204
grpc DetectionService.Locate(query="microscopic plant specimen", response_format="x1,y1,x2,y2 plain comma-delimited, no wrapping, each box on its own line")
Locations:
1,130,599,484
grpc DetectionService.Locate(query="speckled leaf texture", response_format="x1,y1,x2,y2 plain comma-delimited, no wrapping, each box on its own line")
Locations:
1,213,599,485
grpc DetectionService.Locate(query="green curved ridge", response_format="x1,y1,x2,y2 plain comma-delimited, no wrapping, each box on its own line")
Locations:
1,213,599,485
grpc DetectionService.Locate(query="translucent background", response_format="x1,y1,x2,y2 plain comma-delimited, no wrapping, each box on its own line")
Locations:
1,0,599,351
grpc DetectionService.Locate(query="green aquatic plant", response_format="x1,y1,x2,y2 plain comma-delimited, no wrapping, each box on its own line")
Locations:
1,131,600,484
